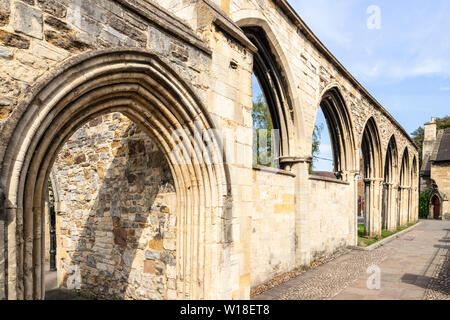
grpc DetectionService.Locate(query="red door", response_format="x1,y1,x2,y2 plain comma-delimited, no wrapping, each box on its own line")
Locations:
433,197,441,219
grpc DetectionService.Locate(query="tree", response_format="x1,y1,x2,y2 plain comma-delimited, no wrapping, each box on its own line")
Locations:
411,126,424,167
310,123,324,173
252,95,274,167
419,191,431,219
436,116,450,130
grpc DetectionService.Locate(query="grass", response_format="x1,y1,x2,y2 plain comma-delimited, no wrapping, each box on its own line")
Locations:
357,222,417,247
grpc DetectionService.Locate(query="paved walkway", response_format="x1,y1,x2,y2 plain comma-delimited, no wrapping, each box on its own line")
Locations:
254,220,450,300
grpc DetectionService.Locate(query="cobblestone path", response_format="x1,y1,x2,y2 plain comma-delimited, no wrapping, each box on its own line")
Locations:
254,220,450,300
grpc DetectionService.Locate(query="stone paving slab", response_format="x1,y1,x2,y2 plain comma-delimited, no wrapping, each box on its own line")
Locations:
253,220,450,300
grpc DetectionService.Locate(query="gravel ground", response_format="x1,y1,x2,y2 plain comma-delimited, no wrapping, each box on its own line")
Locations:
424,230,450,300
278,246,392,300
254,220,450,301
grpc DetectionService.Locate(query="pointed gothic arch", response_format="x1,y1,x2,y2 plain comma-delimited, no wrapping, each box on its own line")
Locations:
410,156,419,222
398,148,411,226
360,117,383,237
382,135,399,231
429,190,443,220
0,49,231,300
315,86,356,180
242,25,293,168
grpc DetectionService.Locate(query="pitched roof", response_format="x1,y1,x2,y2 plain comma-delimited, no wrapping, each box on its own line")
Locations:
433,128,450,162
421,153,431,175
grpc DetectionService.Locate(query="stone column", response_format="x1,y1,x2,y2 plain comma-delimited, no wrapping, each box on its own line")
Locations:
397,186,402,224
384,183,397,231
410,187,418,222
403,186,411,225
7,206,20,300
0,209,4,300
364,178,383,238
398,186,410,226
381,183,388,230
428,202,433,220
287,158,312,267
414,187,419,221
392,184,399,230
407,187,412,223
345,171,360,246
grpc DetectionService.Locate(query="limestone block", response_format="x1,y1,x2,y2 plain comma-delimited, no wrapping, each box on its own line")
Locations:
36,0,66,17
14,2,43,39
0,44,13,59
0,220,4,299
67,8,101,36
0,0,10,27
0,29,29,48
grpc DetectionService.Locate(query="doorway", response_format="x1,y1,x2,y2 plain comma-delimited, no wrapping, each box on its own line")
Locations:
432,196,441,219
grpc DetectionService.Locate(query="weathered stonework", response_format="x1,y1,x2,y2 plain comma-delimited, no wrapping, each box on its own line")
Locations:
14,1,43,39
251,168,296,287
0,0,10,27
52,113,176,300
431,163,450,219
0,0,419,300
420,120,449,220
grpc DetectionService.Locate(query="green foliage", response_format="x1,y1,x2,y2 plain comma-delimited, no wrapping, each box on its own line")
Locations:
381,229,396,238
310,123,324,173
252,94,275,167
357,224,364,238
411,126,424,166
357,222,418,247
436,115,450,130
419,191,431,219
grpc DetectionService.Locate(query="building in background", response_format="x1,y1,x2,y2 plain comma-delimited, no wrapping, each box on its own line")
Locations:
420,117,450,220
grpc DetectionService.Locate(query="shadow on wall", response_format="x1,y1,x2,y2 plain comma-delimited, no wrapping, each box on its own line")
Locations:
51,112,177,300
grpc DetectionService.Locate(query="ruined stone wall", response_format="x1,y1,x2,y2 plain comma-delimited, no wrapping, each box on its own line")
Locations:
251,168,295,287
0,0,421,300
53,112,177,300
226,0,418,163
308,178,353,259
0,0,246,300
0,0,212,151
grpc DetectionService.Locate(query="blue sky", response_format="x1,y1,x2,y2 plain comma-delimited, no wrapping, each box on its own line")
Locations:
253,0,450,171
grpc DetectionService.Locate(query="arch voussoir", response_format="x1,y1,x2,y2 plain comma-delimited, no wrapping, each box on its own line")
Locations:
1,50,230,300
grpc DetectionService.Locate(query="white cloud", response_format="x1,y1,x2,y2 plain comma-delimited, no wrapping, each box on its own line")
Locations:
291,0,450,83
352,58,450,82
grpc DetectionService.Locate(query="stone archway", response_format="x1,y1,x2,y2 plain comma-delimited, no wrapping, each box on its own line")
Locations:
241,25,295,167
409,156,419,223
382,136,399,231
316,86,356,180
398,148,411,226
0,49,231,300
360,117,383,238
430,195,442,220
235,16,306,159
